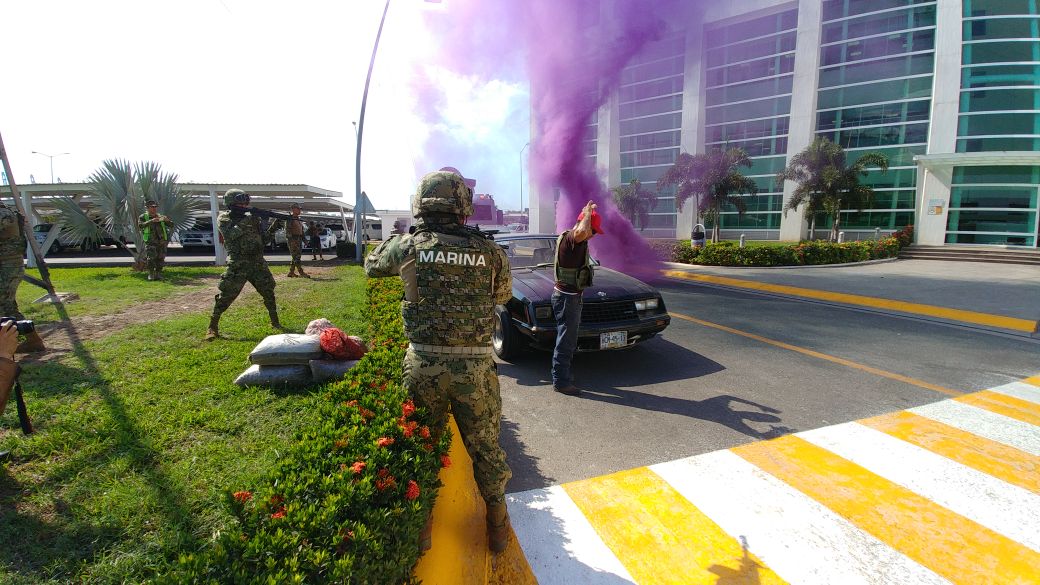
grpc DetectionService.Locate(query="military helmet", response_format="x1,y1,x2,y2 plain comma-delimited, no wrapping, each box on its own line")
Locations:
224,188,250,208
411,170,473,218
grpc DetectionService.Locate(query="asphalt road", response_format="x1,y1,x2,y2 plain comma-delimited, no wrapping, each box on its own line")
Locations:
497,278,1040,494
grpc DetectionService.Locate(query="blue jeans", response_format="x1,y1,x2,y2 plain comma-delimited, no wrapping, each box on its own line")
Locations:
551,290,582,389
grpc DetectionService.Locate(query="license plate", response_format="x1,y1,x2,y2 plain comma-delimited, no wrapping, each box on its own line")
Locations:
600,331,627,349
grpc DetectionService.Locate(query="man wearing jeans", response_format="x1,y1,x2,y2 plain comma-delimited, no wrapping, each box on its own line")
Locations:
551,200,601,396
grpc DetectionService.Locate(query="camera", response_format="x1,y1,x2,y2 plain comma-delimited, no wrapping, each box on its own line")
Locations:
0,318,35,334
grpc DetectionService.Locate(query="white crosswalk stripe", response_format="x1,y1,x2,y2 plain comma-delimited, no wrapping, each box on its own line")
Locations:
505,379,1040,584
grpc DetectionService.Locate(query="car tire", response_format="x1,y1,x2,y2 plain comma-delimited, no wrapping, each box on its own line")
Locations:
493,306,519,360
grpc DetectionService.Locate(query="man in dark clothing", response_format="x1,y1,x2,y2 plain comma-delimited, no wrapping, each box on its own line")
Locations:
551,200,601,396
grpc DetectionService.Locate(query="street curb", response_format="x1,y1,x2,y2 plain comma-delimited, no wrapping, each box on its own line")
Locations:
662,257,901,270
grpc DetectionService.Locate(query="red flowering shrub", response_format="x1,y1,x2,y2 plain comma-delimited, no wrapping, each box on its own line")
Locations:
232,491,252,503
405,480,420,501
165,277,451,585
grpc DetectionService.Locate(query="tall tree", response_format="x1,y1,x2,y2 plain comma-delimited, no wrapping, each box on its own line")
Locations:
777,137,889,242
658,148,757,243
52,160,202,270
611,179,658,232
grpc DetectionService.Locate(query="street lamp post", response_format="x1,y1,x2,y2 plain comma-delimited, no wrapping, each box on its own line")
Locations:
520,142,530,228
31,151,69,184
354,0,392,263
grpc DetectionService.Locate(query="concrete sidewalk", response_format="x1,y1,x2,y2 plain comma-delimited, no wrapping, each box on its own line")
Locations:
662,259,1040,337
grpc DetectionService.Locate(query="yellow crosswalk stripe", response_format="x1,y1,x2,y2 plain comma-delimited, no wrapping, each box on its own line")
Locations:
956,390,1040,426
860,411,1040,494
1023,375,1040,387
733,435,1040,585
563,467,787,585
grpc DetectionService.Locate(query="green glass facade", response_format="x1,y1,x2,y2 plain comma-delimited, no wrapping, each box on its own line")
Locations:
952,0,1039,245
814,0,936,233
704,9,799,232
618,34,685,236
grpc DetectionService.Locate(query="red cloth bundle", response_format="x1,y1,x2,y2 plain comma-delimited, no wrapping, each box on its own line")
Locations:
319,328,367,360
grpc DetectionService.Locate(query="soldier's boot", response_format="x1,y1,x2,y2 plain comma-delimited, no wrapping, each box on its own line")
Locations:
419,513,434,552
15,330,46,353
205,315,221,340
486,503,511,553
266,303,284,330
287,267,297,277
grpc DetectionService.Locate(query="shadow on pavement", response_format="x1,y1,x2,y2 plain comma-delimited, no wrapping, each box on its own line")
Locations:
498,336,725,388
501,418,554,493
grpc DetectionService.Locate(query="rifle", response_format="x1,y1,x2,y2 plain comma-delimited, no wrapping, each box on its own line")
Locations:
229,206,294,222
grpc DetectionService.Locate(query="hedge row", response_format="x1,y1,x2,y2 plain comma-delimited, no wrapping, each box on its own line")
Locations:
163,278,448,584
670,225,913,267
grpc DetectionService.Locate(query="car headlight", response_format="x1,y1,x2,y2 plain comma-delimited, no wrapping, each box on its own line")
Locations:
534,306,552,320
635,298,659,312
646,298,659,310
634,300,646,311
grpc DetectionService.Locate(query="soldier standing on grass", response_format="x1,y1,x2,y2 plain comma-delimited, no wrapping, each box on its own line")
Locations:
0,200,45,353
137,199,173,281
205,189,282,340
364,170,514,553
285,203,309,278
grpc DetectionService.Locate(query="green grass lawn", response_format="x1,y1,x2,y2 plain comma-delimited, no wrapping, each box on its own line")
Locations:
0,264,368,584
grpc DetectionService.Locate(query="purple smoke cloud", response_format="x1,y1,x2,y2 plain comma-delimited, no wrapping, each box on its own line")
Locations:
416,0,685,281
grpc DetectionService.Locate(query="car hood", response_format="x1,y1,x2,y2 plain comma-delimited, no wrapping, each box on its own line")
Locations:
511,265,657,302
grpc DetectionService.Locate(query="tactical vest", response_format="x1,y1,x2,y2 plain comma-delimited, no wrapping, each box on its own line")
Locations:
140,212,168,242
554,231,594,291
402,233,496,347
0,207,25,261
218,212,265,259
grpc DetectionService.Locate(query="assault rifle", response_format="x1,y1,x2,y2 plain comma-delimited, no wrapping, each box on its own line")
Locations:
229,206,294,222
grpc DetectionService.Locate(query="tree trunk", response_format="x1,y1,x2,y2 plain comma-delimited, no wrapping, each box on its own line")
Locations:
809,214,816,241
712,205,722,243
830,211,841,242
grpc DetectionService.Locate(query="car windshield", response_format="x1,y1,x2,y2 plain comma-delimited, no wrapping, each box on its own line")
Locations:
499,237,557,269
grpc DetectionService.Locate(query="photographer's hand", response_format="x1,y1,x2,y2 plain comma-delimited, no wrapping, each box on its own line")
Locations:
0,321,18,361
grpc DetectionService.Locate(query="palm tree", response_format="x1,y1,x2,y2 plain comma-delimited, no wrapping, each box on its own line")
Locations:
611,179,658,231
777,137,888,242
657,148,757,243
52,160,202,270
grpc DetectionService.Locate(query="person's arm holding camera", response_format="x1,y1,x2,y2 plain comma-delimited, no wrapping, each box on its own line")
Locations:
0,321,20,416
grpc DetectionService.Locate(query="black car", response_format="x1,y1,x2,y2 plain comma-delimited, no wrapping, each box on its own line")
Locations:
492,233,670,360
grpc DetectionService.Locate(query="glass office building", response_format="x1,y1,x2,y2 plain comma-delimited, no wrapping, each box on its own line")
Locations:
531,0,1040,247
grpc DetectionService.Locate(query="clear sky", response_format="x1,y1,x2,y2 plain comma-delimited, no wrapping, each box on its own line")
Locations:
1,0,531,212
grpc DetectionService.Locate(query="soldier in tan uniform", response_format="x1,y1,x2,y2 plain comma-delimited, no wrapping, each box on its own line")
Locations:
285,203,309,278
365,170,514,553
0,202,44,353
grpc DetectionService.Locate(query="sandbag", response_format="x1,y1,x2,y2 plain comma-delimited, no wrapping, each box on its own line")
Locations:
249,333,325,365
309,359,361,384
234,364,313,388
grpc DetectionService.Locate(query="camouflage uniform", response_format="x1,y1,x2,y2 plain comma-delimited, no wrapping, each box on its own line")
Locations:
365,170,513,551
0,203,25,320
286,212,307,277
137,206,173,280
207,190,280,338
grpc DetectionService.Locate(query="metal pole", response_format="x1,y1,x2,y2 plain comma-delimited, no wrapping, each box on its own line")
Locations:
520,142,529,225
355,0,392,263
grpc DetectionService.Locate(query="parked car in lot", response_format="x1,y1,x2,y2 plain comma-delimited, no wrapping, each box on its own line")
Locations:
180,221,215,250
303,227,337,251
491,233,670,360
32,223,79,254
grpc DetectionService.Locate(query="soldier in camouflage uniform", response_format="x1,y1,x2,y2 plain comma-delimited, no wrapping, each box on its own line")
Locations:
285,203,309,278
205,189,282,340
365,170,514,553
0,201,45,352
137,199,174,281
